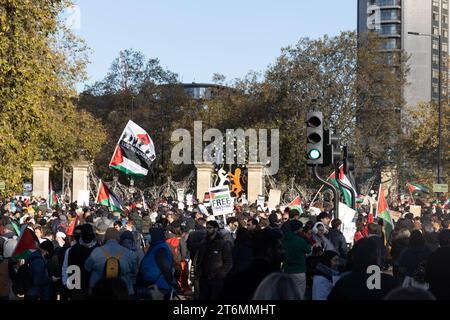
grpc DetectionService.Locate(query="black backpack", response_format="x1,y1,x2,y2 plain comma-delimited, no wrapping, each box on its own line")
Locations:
12,256,41,295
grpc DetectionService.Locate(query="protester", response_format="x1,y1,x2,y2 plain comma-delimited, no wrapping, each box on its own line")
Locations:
312,250,340,300
137,227,175,300
85,228,137,297
193,220,233,300
327,219,348,260
328,238,399,300
281,220,311,299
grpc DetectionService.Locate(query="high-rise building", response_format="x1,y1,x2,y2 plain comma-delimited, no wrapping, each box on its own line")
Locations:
358,0,449,108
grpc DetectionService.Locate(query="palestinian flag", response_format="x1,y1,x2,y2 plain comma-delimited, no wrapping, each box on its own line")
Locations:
376,185,393,242
109,120,156,177
66,215,79,237
12,227,39,259
288,196,303,214
96,180,124,212
328,165,357,206
47,179,59,209
406,182,429,194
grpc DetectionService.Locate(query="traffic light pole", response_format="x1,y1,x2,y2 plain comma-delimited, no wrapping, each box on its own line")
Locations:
334,162,357,210
312,165,340,219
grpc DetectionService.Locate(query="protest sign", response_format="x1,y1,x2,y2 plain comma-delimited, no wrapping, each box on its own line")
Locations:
210,186,233,216
268,190,281,211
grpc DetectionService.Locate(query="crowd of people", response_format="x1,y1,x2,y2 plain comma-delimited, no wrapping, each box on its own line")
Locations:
0,193,449,300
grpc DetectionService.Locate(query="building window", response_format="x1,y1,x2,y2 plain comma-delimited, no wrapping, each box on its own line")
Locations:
434,0,439,7
433,54,440,64
443,43,448,52
380,24,400,35
433,84,439,94
433,39,439,50
444,29,449,37
434,13,439,21
381,9,400,20
433,69,440,79
444,15,449,24
444,2,449,10
380,38,399,49
434,27,440,36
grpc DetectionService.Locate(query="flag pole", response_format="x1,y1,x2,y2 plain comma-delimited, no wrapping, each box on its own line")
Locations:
95,179,101,204
309,184,324,210
407,184,415,204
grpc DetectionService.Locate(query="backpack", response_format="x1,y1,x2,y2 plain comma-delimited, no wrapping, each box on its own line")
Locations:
12,256,41,295
101,247,124,279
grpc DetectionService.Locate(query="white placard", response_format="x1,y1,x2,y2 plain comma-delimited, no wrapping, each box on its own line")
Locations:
339,202,357,244
177,189,185,202
409,205,422,218
257,195,265,209
77,190,90,207
210,186,233,216
186,194,193,206
268,190,281,211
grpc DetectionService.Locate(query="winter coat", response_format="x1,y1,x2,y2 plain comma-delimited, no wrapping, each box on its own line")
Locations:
26,251,51,299
66,241,98,290
327,228,348,258
85,240,138,295
282,231,312,273
312,263,340,300
194,233,233,280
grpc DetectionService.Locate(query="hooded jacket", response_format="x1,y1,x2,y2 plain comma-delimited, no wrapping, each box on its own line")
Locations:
282,231,312,273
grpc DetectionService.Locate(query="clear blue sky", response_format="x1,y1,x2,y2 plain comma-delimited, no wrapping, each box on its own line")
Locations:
73,0,356,90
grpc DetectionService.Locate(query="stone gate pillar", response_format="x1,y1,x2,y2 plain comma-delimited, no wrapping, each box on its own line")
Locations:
195,162,214,202
247,163,265,204
32,161,52,198
72,161,90,205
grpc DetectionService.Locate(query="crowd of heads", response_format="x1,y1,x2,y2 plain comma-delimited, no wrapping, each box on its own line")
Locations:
0,193,449,301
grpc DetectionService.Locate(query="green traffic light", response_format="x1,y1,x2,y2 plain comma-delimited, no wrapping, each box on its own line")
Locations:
308,149,321,160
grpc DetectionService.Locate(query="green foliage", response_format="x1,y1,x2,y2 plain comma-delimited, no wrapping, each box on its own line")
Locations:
0,0,106,192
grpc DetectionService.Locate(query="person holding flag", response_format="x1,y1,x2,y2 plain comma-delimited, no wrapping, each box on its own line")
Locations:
12,227,52,300
376,185,394,246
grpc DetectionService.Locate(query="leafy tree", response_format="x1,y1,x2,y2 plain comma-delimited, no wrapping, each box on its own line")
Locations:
0,0,106,192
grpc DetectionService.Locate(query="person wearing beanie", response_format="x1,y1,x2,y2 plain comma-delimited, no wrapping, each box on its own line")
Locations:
281,219,312,299
85,227,137,297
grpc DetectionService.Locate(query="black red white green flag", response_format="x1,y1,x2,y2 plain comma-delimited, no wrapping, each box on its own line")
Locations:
95,180,124,212
109,120,156,177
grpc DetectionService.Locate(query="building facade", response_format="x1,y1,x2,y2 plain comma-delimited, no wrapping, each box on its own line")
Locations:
358,0,449,109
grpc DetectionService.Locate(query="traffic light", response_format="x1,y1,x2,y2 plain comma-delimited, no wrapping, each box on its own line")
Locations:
343,146,355,173
322,129,341,167
306,112,324,165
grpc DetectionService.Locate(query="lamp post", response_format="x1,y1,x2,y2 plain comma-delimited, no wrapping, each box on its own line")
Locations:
408,31,443,185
